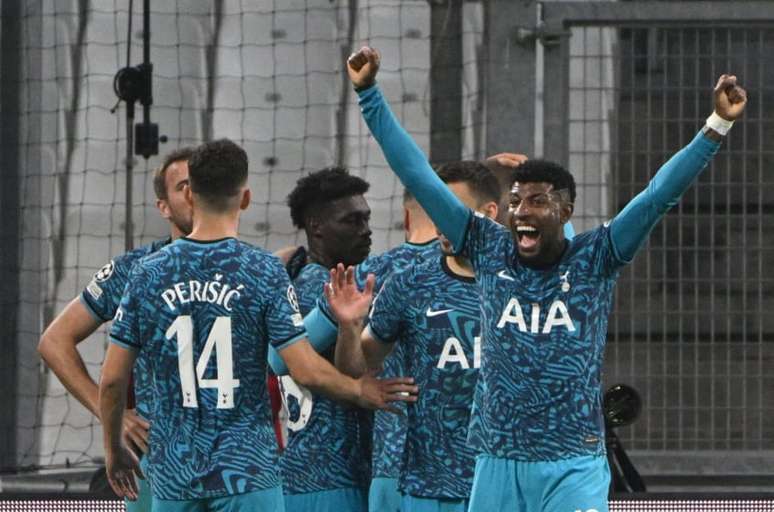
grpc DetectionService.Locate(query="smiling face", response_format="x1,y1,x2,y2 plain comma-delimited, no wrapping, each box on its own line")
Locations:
508,181,573,268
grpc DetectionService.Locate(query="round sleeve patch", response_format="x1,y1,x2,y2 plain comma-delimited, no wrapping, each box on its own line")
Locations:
94,260,115,282
286,285,300,313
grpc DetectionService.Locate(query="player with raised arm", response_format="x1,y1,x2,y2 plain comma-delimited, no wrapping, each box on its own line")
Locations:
37,147,195,512
99,139,417,511
347,46,746,511
329,162,501,512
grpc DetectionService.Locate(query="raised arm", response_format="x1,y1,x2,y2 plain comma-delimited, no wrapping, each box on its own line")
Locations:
610,75,747,262
349,47,470,249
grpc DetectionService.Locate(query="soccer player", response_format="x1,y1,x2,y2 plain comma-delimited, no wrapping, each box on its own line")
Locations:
38,147,195,512
99,139,417,511
329,161,501,512
347,47,747,511
278,167,439,512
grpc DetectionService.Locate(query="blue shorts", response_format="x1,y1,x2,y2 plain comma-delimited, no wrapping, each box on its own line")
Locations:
369,477,401,512
152,486,284,512
125,454,152,512
468,454,610,512
284,487,367,512
400,493,468,512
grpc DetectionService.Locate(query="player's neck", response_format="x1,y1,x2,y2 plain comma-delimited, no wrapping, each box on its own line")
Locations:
187,210,240,241
406,223,437,244
444,255,474,278
306,245,337,269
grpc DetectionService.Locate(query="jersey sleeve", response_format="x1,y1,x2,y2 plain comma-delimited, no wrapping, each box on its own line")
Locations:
263,260,308,351
366,272,408,345
108,265,146,351
461,212,512,271
80,255,133,322
610,130,720,263
357,85,470,249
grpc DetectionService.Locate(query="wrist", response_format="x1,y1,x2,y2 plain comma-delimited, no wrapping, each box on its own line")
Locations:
354,80,376,93
705,111,734,136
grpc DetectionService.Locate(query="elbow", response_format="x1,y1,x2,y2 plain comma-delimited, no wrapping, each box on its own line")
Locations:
37,330,55,363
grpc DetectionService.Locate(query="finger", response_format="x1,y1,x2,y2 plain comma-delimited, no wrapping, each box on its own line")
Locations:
127,429,148,454
131,412,151,430
363,273,376,297
384,392,419,403
126,473,139,500
108,475,126,499
382,383,419,395
336,263,346,290
345,265,355,288
381,376,415,385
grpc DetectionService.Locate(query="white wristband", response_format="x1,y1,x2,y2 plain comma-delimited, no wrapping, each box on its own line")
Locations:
705,111,734,136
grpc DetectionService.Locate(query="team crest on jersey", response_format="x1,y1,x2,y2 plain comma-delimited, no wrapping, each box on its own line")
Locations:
559,271,571,292
286,285,300,313
94,260,115,282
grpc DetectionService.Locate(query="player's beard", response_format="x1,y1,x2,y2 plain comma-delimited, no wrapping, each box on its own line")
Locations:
169,210,194,237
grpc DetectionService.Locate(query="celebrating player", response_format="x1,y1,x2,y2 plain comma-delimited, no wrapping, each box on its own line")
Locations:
347,46,747,511
38,147,195,512
99,139,417,510
330,161,501,512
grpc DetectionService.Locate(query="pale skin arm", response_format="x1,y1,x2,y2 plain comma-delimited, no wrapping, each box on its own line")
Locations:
326,264,393,377
99,344,144,500
37,298,150,453
279,337,416,412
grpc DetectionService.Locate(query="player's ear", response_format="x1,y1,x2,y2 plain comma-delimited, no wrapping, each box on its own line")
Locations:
184,185,194,208
482,201,498,221
240,187,251,210
559,200,573,224
156,198,171,220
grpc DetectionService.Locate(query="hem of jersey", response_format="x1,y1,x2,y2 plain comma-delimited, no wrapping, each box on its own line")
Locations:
79,293,111,323
154,482,282,502
273,331,308,352
356,83,379,101
439,255,476,283
283,484,367,496
474,449,607,463
179,236,236,245
402,490,470,501
364,324,394,345
109,335,140,351
451,209,474,256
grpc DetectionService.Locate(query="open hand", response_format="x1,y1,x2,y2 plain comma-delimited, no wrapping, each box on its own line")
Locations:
714,74,747,121
347,46,381,90
324,263,376,325
355,370,418,413
121,408,150,454
105,444,144,500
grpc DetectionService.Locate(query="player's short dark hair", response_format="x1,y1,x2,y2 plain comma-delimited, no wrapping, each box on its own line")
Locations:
188,139,248,210
510,159,577,203
153,146,196,200
287,166,370,229
435,160,501,205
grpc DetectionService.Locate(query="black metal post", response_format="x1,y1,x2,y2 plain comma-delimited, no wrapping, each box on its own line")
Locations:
429,0,464,165
0,0,22,470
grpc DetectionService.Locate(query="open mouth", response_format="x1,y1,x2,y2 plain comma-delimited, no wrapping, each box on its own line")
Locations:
516,225,541,252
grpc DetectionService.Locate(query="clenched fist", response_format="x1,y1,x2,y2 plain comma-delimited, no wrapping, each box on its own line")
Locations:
347,46,381,90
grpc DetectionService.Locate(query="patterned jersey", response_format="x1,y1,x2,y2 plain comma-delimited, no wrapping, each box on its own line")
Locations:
358,241,441,481
368,255,480,499
109,237,306,500
463,213,623,461
80,238,169,418
280,262,372,494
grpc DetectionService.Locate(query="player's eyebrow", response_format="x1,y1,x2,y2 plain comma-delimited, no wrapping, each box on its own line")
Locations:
175,178,189,190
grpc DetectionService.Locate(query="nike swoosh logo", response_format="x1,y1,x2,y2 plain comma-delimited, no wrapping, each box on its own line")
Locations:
497,270,515,281
426,307,453,317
